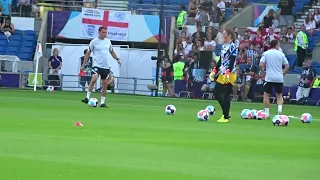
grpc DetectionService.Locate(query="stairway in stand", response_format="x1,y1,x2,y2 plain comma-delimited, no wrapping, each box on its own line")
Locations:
294,3,320,29
97,0,129,11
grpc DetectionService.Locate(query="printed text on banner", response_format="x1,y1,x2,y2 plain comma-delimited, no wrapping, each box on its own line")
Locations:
81,8,131,41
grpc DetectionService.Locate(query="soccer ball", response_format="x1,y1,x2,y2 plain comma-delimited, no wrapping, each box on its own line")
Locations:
251,109,258,119
241,109,253,119
88,98,99,107
47,86,54,92
197,110,209,121
165,105,176,115
205,105,215,115
256,110,267,120
272,115,289,126
301,113,312,123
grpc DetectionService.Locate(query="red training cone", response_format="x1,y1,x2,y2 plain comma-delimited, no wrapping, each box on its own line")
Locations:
74,122,83,127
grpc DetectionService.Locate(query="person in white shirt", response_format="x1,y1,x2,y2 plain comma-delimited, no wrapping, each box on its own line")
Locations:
80,26,121,108
304,13,316,35
216,0,226,12
204,34,217,51
215,25,226,44
259,40,289,118
184,36,193,55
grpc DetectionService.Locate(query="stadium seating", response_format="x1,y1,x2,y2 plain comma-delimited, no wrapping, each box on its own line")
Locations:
0,30,37,61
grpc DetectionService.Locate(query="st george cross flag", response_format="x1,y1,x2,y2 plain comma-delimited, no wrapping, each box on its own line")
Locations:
81,8,131,41
247,27,280,40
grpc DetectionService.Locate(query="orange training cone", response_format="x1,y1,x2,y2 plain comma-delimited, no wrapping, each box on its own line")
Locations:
74,122,83,127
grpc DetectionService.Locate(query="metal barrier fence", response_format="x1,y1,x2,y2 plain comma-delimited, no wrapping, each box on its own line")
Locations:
22,73,155,95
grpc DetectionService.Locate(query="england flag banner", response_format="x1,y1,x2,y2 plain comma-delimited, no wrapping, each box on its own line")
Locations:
81,8,131,41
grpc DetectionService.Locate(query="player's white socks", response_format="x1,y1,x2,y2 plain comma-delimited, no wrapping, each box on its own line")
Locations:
101,97,106,104
278,105,282,114
86,92,91,99
265,108,270,117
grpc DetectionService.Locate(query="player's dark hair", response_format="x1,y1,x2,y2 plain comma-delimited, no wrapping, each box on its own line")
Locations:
270,40,279,48
84,49,88,54
98,26,106,32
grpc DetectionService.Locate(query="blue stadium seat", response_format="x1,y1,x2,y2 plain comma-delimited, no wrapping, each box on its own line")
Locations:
22,41,34,48
294,0,303,12
311,61,320,67
286,55,296,68
315,67,320,74
24,35,36,42
0,45,5,54
225,9,233,20
21,47,33,54
14,29,23,35
19,53,32,61
24,30,36,37
8,40,22,47
0,39,7,46
6,46,20,55
10,34,23,41
0,34,7,40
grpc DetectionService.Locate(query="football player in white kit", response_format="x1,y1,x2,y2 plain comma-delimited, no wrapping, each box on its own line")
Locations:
80,26,121,108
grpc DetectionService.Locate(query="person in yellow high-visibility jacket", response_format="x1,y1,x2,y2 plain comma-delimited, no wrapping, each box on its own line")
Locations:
209,28,238,123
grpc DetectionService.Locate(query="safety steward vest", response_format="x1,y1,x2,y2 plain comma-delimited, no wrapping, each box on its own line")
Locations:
313,78,320,88
294,31,308,51
173,61,184,80
176,11,187,28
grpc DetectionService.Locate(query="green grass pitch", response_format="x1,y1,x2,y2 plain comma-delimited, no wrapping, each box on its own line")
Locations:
0,89,319,180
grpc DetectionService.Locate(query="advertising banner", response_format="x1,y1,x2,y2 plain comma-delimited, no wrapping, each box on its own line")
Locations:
28,73,43,87
254,5,279,27
0,73,21,88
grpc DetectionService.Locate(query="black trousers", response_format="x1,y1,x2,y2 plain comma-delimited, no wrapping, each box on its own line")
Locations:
214,82,233,119
297,46,306,67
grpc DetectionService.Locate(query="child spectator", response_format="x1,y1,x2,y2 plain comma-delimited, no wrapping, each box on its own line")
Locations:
263,36,271,51
286,27,295,42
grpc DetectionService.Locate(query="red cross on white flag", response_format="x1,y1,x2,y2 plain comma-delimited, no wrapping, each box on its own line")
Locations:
81,8,131,41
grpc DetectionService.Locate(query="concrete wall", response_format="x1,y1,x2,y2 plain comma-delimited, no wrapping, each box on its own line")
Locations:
312,42,320,62
223,4,254,28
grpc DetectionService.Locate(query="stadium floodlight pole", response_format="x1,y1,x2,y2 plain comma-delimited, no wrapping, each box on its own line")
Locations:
155,0,164,97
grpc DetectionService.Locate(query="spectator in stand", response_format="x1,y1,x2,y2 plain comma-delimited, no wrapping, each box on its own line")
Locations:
296,59,317,100
192,32,202,43
18,0,31,17
278,0,295,27
279,26,287,41
209,1,222,29
294,25,308,67
192,24,206,41
1,19,14,37
252,28,263,46
304,13,316,36
243,57,258,101
247,44,258,64
240,30,253,41
238,45,247,64
191,44,198,55
196,39,205,51
188,0,198,25
232,0,246,13
1,0,12,23
234,32,240,47
262,9,275,28
263,36,271,51
177,31,187,45
184,37,193,55
201,60,216,92
181,25,191,37
232,66,244,100
204,33,217,51
215,25,226,45
174,42,186,57
313,9,320,28
176,4,188,31
264,28,278,41
216,0,225,13
195,5,210,26
286,27,295,43
240,35,251,49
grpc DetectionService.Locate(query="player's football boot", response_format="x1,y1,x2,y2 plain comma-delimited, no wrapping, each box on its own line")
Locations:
81,98,89,104
217,115,230,123
100,104,109,108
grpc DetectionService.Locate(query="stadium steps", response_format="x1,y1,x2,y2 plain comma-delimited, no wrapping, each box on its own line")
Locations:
294,2,320,29
97,0,129,11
